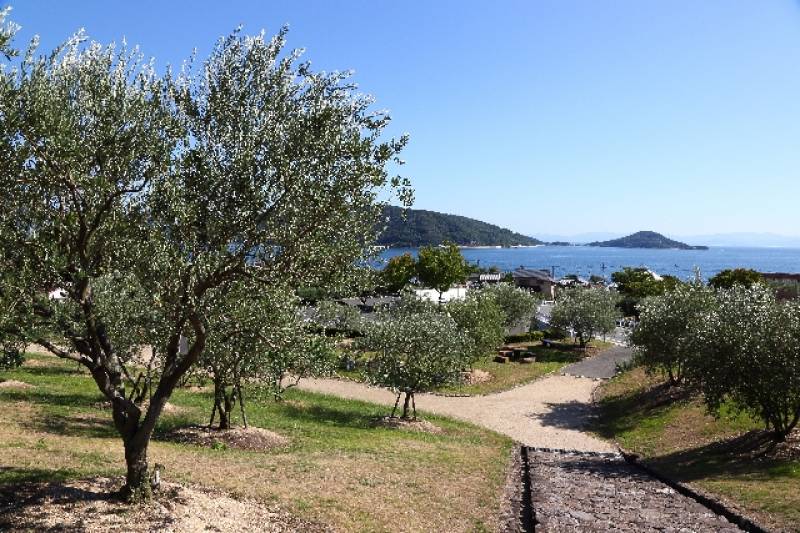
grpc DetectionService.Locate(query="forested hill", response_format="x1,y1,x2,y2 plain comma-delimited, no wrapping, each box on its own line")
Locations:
377,206,541,247
587,231,708,250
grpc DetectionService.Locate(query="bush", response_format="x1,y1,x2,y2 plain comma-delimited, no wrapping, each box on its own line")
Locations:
0,346,24,370
504,330,544,344
543,328,567,340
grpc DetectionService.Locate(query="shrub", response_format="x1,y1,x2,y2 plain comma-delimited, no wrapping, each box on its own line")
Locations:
0,346,23,370
504,330,544,344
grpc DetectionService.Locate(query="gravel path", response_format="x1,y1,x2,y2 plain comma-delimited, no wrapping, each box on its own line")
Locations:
528,450,742,532
299,373,615,452
561,346,633,379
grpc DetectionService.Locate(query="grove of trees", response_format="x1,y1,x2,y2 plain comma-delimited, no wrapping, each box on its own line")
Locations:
633,284,800,442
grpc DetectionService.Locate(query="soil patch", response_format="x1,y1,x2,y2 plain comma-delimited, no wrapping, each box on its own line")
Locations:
91,400,186,416
0,380,33,390
0,476,326,532
164,425,290,451
462,369,492,386
372,416,443,434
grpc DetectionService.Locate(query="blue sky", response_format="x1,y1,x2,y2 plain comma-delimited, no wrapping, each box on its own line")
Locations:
9,1,800,238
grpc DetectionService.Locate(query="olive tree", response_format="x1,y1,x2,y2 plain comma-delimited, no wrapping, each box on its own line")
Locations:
693,285,800,442
200,282,336,430
482,283,539,331
447,288,505,365
312,300,364,334
360,296,471,418
550,287,618,348
0,25,409,499
630,283,715,386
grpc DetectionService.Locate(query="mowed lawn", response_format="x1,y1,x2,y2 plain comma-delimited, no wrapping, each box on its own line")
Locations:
0,353,514,532
591,367,800,532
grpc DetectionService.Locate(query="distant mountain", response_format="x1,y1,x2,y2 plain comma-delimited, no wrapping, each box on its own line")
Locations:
588,231,708,250
378,206,542,247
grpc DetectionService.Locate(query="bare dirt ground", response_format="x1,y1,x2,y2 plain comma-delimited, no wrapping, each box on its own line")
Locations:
0,477,328,532
371,416,443,434
0,379,33,390
299,373,615,452
164,425,290,451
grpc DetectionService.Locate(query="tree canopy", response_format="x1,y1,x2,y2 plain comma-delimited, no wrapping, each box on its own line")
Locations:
550,287,618,348
415,244,467,300
707,268,763,290
360,295,471,418
380,253,417,294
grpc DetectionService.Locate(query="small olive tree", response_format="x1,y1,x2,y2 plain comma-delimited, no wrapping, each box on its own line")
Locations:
360,296,471,418
631,283,715,386
200,282,336,430
482,283,539,331
447,288,505,365
550,287,618,348
693,285,800,442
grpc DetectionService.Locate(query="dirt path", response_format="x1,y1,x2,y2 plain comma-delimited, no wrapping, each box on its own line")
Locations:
299,373,618,453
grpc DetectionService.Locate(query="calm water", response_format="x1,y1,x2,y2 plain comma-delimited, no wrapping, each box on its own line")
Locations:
380,246,800,280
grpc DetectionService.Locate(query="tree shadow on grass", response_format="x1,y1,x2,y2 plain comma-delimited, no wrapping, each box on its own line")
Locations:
592,382,692,440
277,401,378,430
0,389,104,410
20,411,118,439
646,430,799,484
0,466,78,486
15,364,87,377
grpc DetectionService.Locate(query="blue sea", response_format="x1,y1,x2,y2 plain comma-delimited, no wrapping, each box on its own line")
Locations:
380,246,800,280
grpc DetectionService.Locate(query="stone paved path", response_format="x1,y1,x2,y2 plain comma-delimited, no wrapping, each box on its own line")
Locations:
528,450,742,532
561,345,633,379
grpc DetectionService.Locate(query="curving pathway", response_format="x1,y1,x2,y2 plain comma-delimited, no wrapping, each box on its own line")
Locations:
299,347,634,452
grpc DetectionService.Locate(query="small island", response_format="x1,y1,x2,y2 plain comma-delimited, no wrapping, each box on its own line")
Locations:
587,231,708,250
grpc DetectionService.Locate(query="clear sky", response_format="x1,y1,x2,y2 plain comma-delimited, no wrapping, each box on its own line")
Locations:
9,1,800,237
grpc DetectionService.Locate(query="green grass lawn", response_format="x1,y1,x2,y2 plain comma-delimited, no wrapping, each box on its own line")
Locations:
591,367,800,531
339,340,612,396
0,353,514,532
